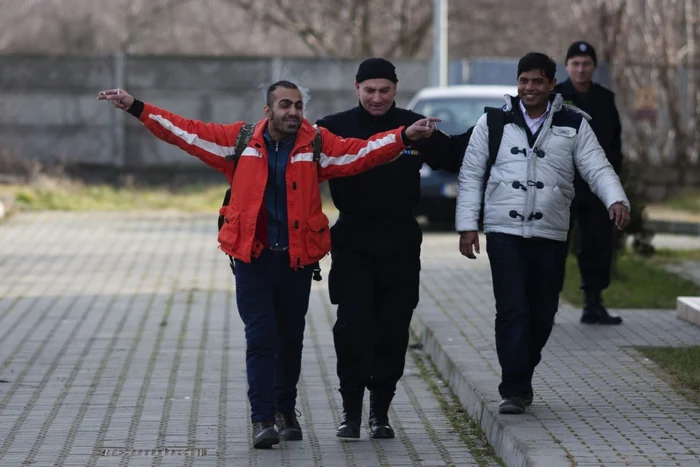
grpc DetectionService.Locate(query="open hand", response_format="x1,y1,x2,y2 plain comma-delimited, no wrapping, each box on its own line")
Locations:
96,88,135,111
609,202,630,230
459,231,480,259
405,117,442,141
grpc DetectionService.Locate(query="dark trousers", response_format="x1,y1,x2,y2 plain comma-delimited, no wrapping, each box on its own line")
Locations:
486,233,567,398
234,249,313,423
329,218,421,396
571,193,614,293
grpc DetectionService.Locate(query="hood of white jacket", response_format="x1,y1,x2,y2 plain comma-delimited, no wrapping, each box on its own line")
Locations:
501,93,592,121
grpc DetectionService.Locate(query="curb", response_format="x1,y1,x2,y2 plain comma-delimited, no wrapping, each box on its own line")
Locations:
646,219,700,236
411,312,572,467
677,297,700,327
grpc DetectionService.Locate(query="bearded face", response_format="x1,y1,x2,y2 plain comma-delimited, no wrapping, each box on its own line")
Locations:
265,87,303,137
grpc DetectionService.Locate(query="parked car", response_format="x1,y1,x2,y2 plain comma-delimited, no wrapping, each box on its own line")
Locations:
407,85,517,226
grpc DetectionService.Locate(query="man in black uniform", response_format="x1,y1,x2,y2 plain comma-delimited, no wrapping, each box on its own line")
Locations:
316,58,469,439
554,41,624,325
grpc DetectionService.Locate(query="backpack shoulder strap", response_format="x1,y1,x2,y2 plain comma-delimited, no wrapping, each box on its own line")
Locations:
479,107,506,222
219,123,255,233
482,107,506,185
226,123,256,161
312,126,322,163
485,107,505,170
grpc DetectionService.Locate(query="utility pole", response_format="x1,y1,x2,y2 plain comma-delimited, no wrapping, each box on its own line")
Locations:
432,0,448,87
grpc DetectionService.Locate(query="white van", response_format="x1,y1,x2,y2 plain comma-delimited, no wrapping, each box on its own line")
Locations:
406,85,517,225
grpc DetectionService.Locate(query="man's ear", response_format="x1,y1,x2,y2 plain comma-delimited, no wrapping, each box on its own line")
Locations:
550,78,558,91
263,105,272,119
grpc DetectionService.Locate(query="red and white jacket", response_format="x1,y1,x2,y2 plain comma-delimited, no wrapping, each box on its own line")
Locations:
131,101,410,268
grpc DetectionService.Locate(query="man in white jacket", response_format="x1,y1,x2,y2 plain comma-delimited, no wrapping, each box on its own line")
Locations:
455,53,630,414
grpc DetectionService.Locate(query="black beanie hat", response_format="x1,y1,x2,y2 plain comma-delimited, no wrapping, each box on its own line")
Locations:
355,58,398,83
566,41,597,66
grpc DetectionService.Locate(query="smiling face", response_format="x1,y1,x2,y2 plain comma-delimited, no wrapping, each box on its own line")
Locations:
517,68,556,114
264,87,304,139
355,78,397,116
566,55,596,90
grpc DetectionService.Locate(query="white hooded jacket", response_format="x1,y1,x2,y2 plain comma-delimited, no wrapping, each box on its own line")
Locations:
455,93,630,241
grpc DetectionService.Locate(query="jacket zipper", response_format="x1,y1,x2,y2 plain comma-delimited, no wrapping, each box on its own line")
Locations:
273,141,279,246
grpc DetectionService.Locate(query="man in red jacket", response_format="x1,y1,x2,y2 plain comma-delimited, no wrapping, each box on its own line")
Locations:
98,81,438,449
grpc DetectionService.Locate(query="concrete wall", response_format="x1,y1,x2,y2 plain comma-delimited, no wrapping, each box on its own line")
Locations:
0,55,433,169
0,53,612,171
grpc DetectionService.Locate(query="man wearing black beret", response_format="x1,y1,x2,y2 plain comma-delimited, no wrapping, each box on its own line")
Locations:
555,41,625,325
317,58,470,439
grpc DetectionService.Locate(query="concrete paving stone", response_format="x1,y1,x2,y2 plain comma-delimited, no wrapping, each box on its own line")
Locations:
0,212,499,467
413,232,700,467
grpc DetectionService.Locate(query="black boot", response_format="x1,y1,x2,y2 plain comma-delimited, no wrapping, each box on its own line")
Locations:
252,421,279,449
336,388,363,439
581,290,622,325
369,390,395,439
275,410,303,441
499,396,526,414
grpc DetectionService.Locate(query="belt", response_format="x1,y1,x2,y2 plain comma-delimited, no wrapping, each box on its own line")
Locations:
269,245,289,251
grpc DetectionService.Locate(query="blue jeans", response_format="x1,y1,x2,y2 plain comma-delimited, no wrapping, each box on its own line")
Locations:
234,249,313,423
486,233,567,398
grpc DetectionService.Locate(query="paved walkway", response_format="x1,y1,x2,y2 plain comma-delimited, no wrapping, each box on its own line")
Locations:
2,212,700,466
415,233,700,467
0,212,499,467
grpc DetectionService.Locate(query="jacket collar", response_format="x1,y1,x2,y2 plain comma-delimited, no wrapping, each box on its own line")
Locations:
250,118,318,148
557,79,578,97
558,78,600,96
518,99,551,122
263,127,295,147
504,93,591,120
504,93,563,112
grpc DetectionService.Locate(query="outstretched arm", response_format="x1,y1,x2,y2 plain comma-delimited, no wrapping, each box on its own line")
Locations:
415,129,471,173
97,88,240,176
316,117,440,182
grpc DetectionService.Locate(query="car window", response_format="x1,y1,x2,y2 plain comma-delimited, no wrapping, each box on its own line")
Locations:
412,97,506,135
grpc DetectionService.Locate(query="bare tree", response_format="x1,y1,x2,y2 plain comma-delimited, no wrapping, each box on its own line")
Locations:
0,0,587,59
0,0,205,54
222,0,433,57
451,0,553,57
550,0,700,174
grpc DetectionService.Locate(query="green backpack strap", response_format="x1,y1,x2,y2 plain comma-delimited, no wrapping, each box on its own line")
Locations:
220,122,256,275
219,123,255,241
226,122,256,162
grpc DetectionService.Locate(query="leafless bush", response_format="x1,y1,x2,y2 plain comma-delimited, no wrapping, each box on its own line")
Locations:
0,146,69,184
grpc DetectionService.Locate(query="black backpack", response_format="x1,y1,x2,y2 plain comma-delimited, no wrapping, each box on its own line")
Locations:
459,107,506,229
218,123,324,279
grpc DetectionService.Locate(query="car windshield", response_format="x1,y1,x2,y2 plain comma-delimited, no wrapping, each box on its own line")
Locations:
412,97,506,135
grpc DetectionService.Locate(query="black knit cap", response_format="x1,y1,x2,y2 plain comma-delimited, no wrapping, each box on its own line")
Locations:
566,41,597,66
355,58,398,83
